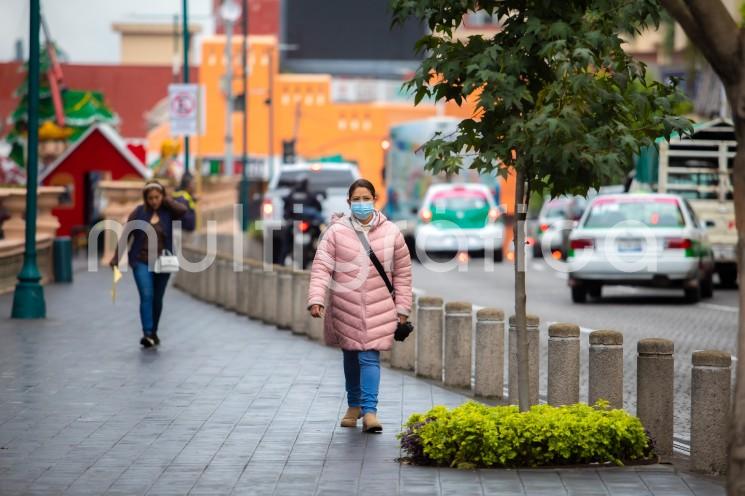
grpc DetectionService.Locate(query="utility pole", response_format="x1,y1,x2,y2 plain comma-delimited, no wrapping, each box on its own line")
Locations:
220,0,241,177
182,0,190,173
239,0,250,230
12,0,45,319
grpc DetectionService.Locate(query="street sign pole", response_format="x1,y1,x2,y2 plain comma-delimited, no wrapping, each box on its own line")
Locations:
182,0,190,174
12,0,45,319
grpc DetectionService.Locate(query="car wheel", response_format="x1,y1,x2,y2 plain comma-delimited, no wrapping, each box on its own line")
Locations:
571,286,587,304
718,269,738,289
588,285,602,300
684,284,702,303
701,272,714,299
532,243,542,259
493,249,503,263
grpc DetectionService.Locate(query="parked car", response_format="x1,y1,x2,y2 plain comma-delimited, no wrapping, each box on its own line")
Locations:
414,183,504,261
533,196,588,259
262,162,360,263
567,193,715,303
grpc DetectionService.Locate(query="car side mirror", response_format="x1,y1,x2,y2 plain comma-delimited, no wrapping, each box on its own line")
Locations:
703,220,716,229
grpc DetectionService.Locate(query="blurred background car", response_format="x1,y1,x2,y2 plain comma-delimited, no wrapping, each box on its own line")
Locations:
415,183,504,262
262,162,360,263
533,196,588,259
567,193,715,303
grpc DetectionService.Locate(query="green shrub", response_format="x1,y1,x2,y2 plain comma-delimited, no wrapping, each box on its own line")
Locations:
398,401,654,469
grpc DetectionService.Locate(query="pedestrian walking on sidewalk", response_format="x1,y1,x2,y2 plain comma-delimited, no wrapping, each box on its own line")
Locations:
308,178,413,433
110,180,188,348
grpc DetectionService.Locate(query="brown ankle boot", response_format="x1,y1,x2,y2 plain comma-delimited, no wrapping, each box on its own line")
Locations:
362,413,382,433
340,407,362,428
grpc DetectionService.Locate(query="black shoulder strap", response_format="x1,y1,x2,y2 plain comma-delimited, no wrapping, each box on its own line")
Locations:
354,229,394,295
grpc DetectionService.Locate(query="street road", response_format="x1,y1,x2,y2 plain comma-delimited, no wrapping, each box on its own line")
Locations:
411,254,739,446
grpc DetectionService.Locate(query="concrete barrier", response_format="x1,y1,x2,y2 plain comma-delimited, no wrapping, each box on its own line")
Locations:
308,310,324,342
637,338,674,459
547,323,580,406
217,258,230,307
474,308,505,398
226,262,240,311
416,296,444,380
588,330,624,409
275,267,293,329
248,263,262,319
262,268,278,325
391,293,417,371
508,314,540,406
444,302,473,389
691,350,731,474
237,263,251,315
206,258,219,304
291,270,310,335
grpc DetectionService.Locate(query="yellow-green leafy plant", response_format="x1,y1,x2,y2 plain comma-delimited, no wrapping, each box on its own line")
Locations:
398,401,653,469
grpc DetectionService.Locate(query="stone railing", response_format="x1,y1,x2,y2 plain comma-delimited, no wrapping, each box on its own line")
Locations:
173,241,733,476
0,235,54,295
0,186,65,239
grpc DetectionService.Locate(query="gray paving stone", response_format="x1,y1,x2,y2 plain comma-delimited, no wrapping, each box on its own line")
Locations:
0,269,728,496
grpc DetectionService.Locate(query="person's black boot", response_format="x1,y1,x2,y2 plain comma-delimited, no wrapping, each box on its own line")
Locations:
140,335,155,348
151,330,160,346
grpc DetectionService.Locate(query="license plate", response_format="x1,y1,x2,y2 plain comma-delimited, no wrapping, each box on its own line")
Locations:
713,245,735,260
617,239,642,253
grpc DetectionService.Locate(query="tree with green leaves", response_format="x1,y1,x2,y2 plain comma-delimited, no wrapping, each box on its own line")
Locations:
391,0,690,413
659,2,745,491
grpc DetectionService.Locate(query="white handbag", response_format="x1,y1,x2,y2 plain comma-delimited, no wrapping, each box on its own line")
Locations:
154,249,180,273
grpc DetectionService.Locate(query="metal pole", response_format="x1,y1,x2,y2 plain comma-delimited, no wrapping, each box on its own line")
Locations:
239,0,250,230
224,18,235,177
267,50,274,177
12,0,45,319
182,0,190,174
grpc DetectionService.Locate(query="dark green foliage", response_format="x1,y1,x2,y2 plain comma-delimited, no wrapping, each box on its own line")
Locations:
391,0,692,197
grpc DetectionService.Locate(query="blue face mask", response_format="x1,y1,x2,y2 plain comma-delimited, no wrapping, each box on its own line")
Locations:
350,200,374,220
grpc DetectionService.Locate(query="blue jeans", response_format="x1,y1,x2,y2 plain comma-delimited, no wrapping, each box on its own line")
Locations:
343,350,380,415
132,263,170,336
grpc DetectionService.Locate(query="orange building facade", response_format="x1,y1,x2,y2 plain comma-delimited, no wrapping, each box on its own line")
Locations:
147,35,514,210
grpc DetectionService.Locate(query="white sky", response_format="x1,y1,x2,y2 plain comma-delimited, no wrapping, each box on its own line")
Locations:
0,0,215,64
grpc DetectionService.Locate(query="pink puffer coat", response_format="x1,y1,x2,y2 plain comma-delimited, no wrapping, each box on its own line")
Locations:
307,212,412,351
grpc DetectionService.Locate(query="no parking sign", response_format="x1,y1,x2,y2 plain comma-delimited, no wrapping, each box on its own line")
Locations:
168,84,203,136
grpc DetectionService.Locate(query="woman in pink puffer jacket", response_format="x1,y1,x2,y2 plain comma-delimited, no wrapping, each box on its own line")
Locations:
308,178,412,433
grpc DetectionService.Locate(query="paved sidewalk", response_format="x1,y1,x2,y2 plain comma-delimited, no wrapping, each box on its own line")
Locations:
0,269,726,495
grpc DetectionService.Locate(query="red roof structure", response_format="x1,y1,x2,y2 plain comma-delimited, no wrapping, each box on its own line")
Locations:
40,123,150,236
0,62,198,139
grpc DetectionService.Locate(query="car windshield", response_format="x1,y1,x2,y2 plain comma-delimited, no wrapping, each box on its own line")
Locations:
543,203,569,219
583,198,685,228
277,169,356,193
431,192,489,212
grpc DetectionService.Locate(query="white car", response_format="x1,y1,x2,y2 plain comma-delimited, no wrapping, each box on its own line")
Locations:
415,183,504,261
567,194,715,303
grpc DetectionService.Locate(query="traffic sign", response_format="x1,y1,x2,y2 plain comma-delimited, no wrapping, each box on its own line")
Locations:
169,84,203,136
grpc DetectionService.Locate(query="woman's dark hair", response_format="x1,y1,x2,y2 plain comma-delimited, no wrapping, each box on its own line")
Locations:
142,180,165,205
348,178,376,199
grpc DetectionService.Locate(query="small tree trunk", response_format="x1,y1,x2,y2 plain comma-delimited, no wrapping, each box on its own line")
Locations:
514,170,530,412
727,125,745,492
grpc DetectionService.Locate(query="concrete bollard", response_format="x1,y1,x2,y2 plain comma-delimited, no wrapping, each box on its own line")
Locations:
236,262,251,315
443,302,473,389
691,351,731,474
198,257,210,301
275,268,293,329
474,308,505,398
308,310,324,342
508,314,540,406
263,267,278,325
247,263,262,319
588,330,624,409
291,270,310,335
226,262,240,311
207,258,220,304
547,323,580,406
637,338,674,459
391,293,417,371
416,297,444,380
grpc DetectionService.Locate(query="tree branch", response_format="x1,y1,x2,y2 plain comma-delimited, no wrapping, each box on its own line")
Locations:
660,0,739,83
